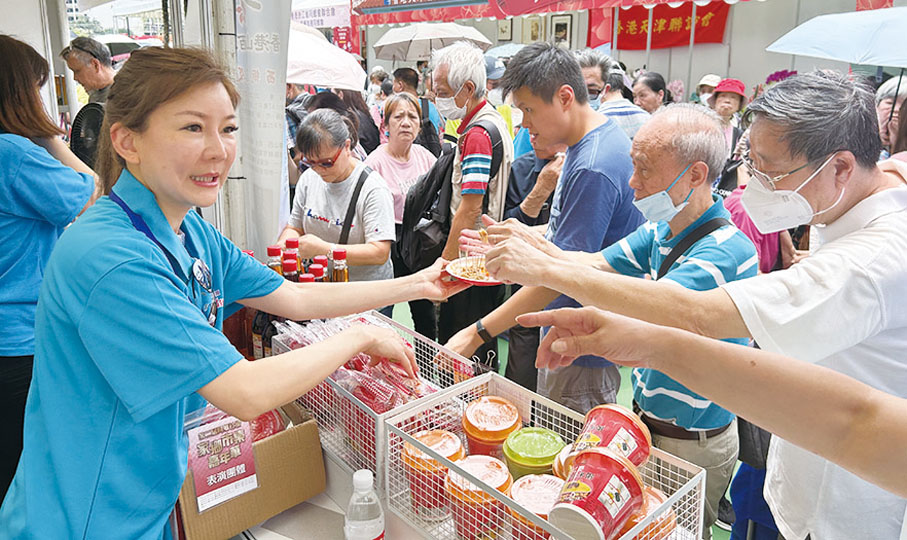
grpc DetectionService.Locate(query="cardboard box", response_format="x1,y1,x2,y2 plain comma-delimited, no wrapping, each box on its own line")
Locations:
177,403,326,539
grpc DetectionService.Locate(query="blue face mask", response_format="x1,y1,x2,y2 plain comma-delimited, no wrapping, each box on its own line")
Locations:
632,163,693,223
588,96,602,111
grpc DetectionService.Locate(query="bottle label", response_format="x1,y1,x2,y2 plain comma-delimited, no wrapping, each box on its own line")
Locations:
252,336,263,360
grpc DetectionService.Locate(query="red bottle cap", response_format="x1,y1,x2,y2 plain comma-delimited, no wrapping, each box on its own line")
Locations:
308,263,324,278
285,237,300,249
283,252,297,261
300,273,315,283
267,245,281,257
332,248,347,261
242,250,255,257
313,255,329,267
282,259,298,273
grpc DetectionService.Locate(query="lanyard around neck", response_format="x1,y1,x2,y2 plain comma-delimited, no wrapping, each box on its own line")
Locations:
108,191,189,284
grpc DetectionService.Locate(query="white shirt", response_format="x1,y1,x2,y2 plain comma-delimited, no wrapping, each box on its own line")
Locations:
722,160,907,540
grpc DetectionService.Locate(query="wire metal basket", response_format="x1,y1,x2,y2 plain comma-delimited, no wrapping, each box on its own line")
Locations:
271,311,475,490
385,372,706,540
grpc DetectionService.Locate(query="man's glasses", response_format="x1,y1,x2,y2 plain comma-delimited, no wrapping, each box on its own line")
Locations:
587,88,602,100
190,258,218,327
742,150,839,192
63,42,103,62
301,145,344,169
741,150,814,192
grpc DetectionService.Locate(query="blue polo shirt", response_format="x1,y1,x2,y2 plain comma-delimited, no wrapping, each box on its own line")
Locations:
0,170,284,539
543,119,643,368
603,196,758,429
0,132,94,356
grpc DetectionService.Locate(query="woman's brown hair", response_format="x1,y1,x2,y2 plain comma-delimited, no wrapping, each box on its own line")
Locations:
0,35,64,138
95,47,240,193
383,92,421,125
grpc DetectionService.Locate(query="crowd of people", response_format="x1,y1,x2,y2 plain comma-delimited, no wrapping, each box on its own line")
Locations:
2,30,907,540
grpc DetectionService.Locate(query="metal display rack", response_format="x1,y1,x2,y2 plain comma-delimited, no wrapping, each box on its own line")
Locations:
272,311,475,491
385,372,706,540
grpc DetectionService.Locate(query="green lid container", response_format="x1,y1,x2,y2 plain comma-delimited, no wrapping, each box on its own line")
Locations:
502,427,566,479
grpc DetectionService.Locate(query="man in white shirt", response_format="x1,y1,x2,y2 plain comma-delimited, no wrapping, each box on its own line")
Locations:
482,70,907,539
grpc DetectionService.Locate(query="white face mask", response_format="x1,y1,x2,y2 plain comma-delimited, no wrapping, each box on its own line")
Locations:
632,163,693,223
740,153,844,234
436,84,468,120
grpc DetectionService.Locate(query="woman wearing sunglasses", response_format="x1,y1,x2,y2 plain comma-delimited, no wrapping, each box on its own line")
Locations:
278,109,396,287
0,47,467,539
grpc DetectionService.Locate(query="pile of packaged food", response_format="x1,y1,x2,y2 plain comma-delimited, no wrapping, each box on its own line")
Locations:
402,398,678,540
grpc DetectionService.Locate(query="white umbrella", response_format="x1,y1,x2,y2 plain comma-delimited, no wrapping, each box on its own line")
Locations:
373,22,492,61
766,7,907,68
286,26,365,91
485,43,525,59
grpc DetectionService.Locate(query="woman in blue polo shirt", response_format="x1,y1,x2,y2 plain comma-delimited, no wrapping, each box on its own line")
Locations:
0,35,97,502
0,47,466,539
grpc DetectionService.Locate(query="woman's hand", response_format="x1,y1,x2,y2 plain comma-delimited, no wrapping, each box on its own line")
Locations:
349,323,418,379
297,234,331,258
412,258,471,301
517,307,660,371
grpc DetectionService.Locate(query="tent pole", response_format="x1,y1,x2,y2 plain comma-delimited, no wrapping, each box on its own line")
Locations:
888,67,904,130
644,6,653,69
613,6,619,62
686,2,696,104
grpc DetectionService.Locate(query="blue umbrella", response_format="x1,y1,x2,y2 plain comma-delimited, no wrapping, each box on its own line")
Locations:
485,43,525,59
766,7,907,68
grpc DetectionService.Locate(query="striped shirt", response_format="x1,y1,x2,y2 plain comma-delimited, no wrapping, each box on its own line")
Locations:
456,103,494,196
602,196,758,429
598,98,650,140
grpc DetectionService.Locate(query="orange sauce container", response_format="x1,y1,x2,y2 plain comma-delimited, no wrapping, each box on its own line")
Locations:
508,474,564,540
617,486,677,540
444,455,513,540
462,396,521,460
403,430,466,520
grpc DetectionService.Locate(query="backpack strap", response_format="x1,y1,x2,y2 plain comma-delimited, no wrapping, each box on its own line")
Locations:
420,98,429,123
469,119,505,215
656,218,731,280
339,166,372,245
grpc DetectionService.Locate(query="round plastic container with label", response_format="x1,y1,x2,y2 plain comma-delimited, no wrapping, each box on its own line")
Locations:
617,485,677,540
551,444,574,480
461,396,522,459
572,404,652,467
548,447,645,540
402,430,466,520
444,455,514,540
508,474,564,540
502,427,566,479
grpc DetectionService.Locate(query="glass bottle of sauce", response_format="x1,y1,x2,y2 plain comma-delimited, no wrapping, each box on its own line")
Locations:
284,237,300,273
313,255,330,282
282,259,299,282
266,245,283,275
308,263,325,283
332,248,349,283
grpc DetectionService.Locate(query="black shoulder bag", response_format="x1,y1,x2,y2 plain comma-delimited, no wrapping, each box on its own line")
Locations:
339,166,372,245
656,218,731,280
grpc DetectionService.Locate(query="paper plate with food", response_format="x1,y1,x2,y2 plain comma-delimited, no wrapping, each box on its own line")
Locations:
446,256,502,286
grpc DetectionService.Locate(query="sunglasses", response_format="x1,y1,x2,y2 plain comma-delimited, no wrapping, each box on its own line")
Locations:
64,42,103,62
189,258,218,327
301,144,345,169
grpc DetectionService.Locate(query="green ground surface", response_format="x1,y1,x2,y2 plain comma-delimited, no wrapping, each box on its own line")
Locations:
389,303,733,540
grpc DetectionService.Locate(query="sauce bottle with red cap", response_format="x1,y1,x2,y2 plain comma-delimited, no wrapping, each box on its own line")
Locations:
332,248,348,283
266,245,283,275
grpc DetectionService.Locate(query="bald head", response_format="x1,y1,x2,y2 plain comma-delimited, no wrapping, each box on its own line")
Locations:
636,104,727,185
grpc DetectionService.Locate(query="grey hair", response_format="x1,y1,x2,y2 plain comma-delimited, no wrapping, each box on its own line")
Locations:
295,108,353,157
743,70,881,168
651,103,727,184
431,41,486,100
574,48,614,83
875,75,907,105
60,36,112,67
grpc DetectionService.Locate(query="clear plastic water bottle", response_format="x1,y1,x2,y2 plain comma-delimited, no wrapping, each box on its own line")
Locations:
344,469,385,540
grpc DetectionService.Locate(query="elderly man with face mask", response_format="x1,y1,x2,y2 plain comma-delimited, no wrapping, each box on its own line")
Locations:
477,104,758,537
483,70,907,540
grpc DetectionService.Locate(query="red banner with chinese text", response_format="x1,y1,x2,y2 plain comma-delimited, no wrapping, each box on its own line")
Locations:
856,0,892,10
607,2,729,50
333,26,355,53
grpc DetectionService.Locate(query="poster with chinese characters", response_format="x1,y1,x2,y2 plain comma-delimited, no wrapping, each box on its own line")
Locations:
187,416,258,512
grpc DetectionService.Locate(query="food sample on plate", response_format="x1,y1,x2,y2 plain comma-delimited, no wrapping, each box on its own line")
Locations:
446,256,501,285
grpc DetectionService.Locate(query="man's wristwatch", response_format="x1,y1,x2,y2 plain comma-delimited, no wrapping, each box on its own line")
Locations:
475,319,495,344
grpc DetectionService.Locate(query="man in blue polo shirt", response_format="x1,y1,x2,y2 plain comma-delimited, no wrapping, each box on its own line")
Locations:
484,104,758,537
